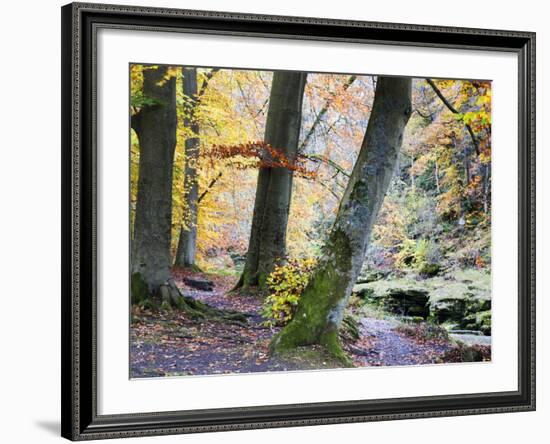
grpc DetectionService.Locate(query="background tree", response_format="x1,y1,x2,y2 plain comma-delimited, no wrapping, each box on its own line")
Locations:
170,69,270,266
270,77,412,362
174,67,201,269
236,71,307,290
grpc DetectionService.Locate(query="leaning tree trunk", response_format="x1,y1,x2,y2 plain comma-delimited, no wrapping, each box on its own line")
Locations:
174,67,200,269
270,77,412,363
237,71,307,291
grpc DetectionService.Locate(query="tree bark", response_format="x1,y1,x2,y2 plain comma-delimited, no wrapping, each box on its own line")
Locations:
482,162,491,214
174,67,200,269
270,77,412,362
131,66,178,303
435,160,441,194
130,67,248,323
237,71,307,290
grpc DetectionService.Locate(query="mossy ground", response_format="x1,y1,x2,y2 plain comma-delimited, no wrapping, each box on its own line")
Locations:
352,268,491,334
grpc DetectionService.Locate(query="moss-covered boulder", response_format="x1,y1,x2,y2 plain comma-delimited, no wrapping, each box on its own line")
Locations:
418,262,442,277
353,277,430,318
355,270,387,285
428,269,491,333
353,269,492,335
461,310,491,335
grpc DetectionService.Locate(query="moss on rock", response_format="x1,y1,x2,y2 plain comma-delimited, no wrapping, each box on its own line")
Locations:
352,268,492,334
352,277,430,318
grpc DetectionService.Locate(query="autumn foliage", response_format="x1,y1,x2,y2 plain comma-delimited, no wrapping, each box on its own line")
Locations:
129,64,494,377
207,141,316,178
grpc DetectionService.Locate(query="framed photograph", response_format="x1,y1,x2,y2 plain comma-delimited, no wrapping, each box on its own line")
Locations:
61,2,535,440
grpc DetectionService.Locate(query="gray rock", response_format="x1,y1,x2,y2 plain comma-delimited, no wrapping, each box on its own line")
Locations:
183,277,214,292
353,269,492,334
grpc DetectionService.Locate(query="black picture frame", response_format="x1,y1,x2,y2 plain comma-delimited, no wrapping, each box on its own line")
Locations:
61,2,536,440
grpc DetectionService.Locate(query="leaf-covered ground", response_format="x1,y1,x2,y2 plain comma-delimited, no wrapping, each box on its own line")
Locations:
350,318,453,367
130,270,486,378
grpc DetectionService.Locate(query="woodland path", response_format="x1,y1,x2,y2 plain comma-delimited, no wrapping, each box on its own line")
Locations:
130,270,455,378
351,318,453,367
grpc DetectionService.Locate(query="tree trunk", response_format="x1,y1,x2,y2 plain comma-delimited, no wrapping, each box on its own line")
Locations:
434,160,440,194
175,67,200,269
410,154,416,191
270,77,412,363
482,162,491,214
130,67,249,323
131,66,178,304
237,71,307,290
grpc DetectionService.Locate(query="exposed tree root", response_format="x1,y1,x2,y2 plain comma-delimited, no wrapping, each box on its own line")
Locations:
230,273,245,292
229,275,265,297
188,264,203,273
269,326,354,368
230,271,258,293
340,314,360,342
154,279,248,326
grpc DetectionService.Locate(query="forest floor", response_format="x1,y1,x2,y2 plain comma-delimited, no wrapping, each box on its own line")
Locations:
130,269,484,378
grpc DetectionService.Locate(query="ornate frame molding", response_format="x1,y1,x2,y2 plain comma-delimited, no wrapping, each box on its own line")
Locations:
61,2,535,440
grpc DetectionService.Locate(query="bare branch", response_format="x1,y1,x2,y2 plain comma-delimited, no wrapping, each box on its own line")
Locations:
413,108,434,120
315,179,341,200
304,153,351,178
197,68,220,100
426,78,480,156
198,171,223,204
300,75,357,151
236,79,262,134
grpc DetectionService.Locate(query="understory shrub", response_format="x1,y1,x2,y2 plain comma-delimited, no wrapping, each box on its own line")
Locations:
395,238,441,275
261,257,317,327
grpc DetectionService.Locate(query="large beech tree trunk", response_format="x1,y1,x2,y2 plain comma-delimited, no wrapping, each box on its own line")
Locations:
174,67,200,268
270,77,412,362
130,66,248,323
131,66,177,303
237,71,307,290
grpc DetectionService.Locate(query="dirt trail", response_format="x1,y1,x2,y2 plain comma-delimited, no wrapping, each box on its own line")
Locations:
131,270,331,377
130,271,458,378
351,318,453,367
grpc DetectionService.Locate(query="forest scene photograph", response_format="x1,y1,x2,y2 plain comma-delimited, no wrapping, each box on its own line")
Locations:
129,63,492,378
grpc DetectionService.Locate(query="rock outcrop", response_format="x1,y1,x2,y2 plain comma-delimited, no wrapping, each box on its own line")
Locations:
353,269,491,335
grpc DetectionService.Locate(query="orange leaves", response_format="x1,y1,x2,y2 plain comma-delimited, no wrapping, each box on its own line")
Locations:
208,141,267,162
466,175,483,195
206,141,317,179
475,254,485,269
